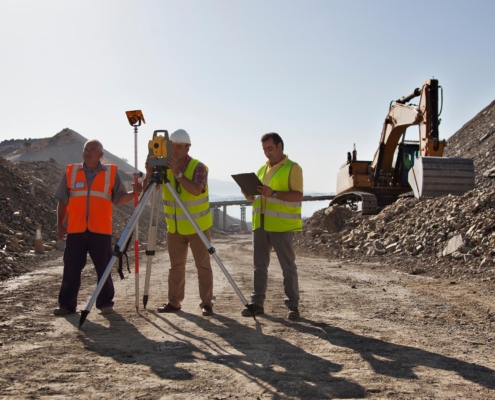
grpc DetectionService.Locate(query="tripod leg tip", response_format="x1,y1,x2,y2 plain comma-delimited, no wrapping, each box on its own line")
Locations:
245,303,257,321
79,310,89,329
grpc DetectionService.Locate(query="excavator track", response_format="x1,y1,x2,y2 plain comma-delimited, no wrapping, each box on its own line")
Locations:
330,191,379,215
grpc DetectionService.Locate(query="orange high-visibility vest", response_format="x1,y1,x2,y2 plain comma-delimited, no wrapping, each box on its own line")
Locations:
66,163,116,234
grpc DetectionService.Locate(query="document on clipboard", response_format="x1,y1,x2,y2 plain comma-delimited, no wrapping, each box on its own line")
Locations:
231,173,263,196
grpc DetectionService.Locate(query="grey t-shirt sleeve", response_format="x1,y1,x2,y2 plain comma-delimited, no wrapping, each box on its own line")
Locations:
112,170,130,205
54,174,69,205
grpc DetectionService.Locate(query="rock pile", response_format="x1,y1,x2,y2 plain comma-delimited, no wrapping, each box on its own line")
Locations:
295,186,495,282
445,100,495,191
0,157,61,274
0,156,163,280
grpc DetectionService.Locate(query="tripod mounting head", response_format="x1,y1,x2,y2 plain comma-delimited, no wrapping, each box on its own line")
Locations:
149,165,170,184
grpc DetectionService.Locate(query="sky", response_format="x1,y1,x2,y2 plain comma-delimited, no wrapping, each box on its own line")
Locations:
1,0,495,219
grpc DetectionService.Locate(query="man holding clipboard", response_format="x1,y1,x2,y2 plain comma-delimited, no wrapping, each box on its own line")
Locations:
234,132,303,320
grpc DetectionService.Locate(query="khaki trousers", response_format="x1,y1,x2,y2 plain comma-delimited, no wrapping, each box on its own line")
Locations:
166,229,213,309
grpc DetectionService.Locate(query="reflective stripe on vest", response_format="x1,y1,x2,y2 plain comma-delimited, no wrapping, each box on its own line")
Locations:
162,159,213,234
66,163,116,234
252,160,302,232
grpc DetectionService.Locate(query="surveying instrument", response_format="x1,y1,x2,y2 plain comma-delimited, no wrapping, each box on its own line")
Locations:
79,130,256,328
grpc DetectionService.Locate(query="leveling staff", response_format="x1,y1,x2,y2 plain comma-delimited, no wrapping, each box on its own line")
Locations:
53,139,142,316
143,129,214,317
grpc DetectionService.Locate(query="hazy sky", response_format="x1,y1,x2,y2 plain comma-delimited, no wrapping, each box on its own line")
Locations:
1,0,494,217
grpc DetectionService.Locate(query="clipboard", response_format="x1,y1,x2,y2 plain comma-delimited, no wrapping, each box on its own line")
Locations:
231,173,263,196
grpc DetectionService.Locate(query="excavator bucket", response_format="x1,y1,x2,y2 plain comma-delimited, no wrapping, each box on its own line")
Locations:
408,157,475,198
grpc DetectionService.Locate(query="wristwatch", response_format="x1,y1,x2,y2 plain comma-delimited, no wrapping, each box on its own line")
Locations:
176,171,183,179
271,190,277,198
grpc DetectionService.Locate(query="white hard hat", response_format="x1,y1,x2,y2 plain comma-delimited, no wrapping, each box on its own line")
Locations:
170,129,191,145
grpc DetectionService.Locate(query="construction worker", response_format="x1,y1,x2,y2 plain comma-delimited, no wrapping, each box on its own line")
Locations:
241,132,303,320
143,129,214,317
53,139,142,316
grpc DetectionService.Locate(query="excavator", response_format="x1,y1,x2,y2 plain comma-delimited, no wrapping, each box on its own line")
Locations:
331,78,475,214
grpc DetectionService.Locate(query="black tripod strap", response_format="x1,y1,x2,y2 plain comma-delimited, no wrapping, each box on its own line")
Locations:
116,182,151,280
117,232,133,280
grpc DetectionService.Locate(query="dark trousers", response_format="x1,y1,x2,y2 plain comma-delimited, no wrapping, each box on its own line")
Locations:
58,230,114,312
251,215,299,308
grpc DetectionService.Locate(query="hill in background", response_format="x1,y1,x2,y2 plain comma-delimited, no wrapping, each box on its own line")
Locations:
1,128,257,196
444,99,495,188
0,128,136,182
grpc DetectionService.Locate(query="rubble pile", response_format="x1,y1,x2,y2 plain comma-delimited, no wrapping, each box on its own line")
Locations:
294,99,495,284
0,156,163,280
295,187,495,282
0,157,61,279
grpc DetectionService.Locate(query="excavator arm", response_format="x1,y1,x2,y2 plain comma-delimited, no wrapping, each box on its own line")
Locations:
416,79,444,156
371,79,443,184
404,79,474,197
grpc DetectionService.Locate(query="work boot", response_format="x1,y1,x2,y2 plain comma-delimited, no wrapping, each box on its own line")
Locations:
157,303,181,313
287,307,300,320
202,305,213,316
53,306,75,316
241,303,264,317
101,306,114,315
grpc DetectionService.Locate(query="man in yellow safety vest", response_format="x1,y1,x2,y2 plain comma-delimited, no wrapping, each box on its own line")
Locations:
143,129,214,317
241,132,303,320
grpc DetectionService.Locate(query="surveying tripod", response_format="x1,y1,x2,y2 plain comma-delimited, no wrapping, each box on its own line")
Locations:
79,166,256,328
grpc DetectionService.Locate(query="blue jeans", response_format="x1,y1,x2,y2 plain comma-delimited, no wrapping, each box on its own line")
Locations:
58,231,114,312
251,216,299,308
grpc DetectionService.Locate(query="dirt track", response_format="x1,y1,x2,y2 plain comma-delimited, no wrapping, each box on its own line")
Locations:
1,234,494,399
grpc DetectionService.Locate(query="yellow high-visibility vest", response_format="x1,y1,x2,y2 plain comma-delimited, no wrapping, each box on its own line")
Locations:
162,159,212,234
252,160,302,232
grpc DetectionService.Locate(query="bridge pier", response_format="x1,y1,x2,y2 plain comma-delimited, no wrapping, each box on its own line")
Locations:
223,205,227,230
212,207,220,229
240,206,247,231
211,204,248,232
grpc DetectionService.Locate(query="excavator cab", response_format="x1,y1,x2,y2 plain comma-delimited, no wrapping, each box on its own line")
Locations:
400,144,420,186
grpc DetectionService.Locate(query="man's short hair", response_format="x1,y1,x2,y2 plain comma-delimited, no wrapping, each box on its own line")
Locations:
261,132,284,150
84,139,104,152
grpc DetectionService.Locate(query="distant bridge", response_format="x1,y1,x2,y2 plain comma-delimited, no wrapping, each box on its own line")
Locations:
210,194,335,231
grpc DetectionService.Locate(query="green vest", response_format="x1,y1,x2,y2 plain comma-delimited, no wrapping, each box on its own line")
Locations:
252,160,302,232
162,159,212,235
